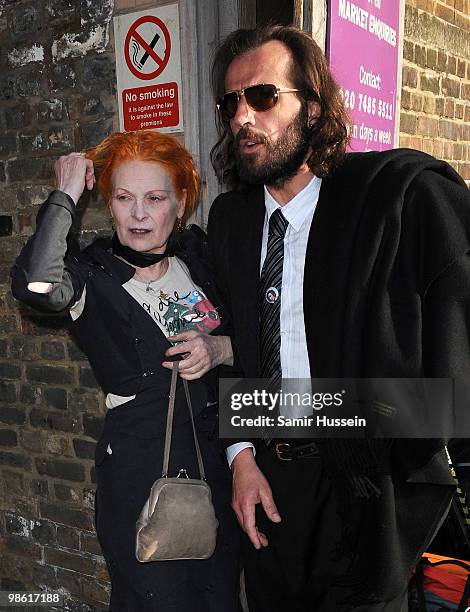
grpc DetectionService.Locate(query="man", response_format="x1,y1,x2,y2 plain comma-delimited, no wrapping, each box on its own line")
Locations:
207,25,470,612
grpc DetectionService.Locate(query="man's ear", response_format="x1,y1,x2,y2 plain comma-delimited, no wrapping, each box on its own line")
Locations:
307,101,321,127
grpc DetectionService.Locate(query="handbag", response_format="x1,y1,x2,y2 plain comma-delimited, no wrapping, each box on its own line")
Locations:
135,361,218,562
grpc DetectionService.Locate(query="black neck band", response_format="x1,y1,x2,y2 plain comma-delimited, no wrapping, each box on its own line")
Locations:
111,232,172,268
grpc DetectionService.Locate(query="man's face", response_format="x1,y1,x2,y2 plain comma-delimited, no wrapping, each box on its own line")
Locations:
224,40,319,187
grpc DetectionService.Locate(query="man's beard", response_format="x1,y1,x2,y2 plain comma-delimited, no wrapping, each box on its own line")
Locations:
233,105,311,188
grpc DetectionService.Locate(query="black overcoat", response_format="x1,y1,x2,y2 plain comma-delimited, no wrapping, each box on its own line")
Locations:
207,148,470,601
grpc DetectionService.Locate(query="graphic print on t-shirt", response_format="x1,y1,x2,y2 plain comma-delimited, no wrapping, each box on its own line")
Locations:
123,257,220,338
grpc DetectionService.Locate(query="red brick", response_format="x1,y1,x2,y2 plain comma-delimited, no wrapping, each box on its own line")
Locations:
437,50,448,72
433,140,445,158
439,119,454,139
400,113,418,134
401,89,412,110
435,98,445,116
444,141,454,159
442,77,460,98
422,139,434,154
410,136,423,150
454,12,470,28
444,98,455,117
81,579,110,605
81,533,102,556
447,55,457,75
403,40,414,63
115,0,136,8
415,44,426,67
457,59,466,78
458,163,470,180
453,143,463,160
462,84,470,102
435,1,455,21
423,95,435,114
44,547,95,576
417,116,439,136
426,48,438,70
420,74,440,94
416,0,433,9
399,135,411,147
402,66,418,88
455,104,464,120
412,92,424,112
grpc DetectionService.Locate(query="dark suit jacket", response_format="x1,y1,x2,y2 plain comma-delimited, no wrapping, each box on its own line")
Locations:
207,148,470,601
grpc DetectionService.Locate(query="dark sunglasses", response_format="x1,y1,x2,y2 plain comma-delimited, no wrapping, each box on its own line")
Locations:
216,83,300,121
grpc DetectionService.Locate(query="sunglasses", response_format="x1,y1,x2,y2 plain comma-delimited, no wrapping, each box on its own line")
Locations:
216,84,300,121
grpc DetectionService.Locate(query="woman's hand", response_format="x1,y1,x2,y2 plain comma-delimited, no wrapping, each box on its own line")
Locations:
54,152,95,205
162,332,233,379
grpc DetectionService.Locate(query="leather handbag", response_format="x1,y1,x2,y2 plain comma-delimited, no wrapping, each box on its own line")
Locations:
135,361,218,562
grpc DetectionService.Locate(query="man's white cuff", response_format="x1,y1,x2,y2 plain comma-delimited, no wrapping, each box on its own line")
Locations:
226,442,256,467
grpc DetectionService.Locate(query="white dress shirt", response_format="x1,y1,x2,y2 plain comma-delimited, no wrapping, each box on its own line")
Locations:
227,176,322,466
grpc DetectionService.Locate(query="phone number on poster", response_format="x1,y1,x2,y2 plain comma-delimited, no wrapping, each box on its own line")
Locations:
340,88,394,120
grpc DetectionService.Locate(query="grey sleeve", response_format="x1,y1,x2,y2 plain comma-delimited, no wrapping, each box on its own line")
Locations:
11,190,86,313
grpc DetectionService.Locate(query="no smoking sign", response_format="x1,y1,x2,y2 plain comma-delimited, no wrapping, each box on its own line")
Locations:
124,15,171,81
114,4,183,133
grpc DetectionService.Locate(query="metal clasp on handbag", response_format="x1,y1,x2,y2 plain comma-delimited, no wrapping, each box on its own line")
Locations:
177,468,189,479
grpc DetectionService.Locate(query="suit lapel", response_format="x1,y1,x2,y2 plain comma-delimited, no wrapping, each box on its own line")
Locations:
230,187,265,377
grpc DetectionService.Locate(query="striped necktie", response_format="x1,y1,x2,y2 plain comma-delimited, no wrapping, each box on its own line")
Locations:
259,209,289,381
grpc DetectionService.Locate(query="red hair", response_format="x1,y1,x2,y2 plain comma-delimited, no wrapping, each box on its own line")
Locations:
86,131,199,224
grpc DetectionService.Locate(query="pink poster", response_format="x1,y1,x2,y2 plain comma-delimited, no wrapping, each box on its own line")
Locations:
327,0,401,151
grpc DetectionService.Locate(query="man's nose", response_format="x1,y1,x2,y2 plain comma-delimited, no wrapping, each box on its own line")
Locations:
231,95,255,131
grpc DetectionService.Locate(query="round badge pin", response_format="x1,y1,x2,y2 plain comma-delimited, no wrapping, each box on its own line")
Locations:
265,287,279,303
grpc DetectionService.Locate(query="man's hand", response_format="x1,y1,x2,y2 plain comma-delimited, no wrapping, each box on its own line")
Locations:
231,448,281,549
162,331,233,379
54,152,95,205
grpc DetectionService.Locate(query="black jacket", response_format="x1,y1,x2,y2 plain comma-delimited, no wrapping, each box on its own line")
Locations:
207,148,470,601
11,190,226,438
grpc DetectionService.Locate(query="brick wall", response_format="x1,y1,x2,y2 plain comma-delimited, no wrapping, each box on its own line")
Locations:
0,0,116,609
400,0,470,186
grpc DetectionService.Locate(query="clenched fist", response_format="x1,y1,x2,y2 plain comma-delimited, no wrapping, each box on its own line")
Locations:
54,152,95,204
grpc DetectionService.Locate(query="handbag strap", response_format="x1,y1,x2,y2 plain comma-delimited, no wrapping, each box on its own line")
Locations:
182,377,206,481
162,361,206,481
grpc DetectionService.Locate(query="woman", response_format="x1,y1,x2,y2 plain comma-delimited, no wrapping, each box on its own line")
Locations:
11,131,239,611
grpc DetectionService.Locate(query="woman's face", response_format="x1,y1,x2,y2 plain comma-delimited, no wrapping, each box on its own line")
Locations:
110,160,186,254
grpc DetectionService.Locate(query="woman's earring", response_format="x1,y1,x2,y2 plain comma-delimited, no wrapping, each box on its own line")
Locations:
110,218,115,230
176,218,185,232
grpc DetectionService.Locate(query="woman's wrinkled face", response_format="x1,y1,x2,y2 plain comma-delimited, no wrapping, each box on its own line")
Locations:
110,160,186,254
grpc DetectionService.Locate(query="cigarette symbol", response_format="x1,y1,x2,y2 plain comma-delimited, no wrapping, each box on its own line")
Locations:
137,32,160,69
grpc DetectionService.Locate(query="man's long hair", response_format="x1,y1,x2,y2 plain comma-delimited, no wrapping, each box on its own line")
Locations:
210,25,351,190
